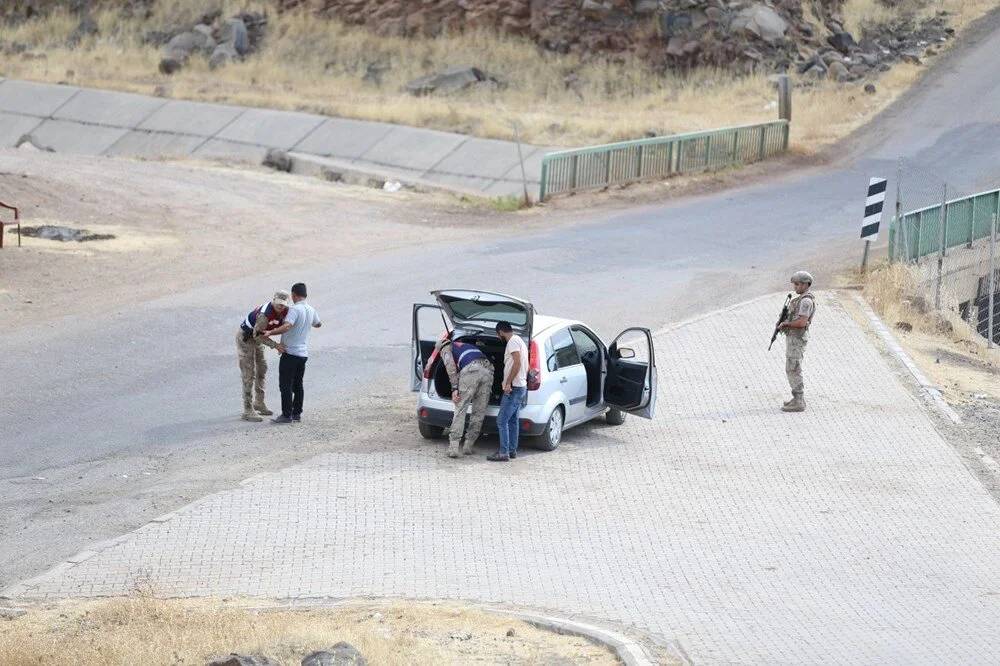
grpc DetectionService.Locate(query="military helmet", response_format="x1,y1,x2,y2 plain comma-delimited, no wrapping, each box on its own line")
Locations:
790,271,814,285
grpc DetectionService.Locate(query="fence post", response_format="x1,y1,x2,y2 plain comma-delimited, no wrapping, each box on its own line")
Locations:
675,140,683,173
782,121,790,151
538,156,549,202
777,74,791,122
990,214,997,348
604,150,612,187
731,129,739,165
757,125,766,162
935,184,948,310
895,159,906,261
916,211,923,261
704,135,712,170
570,154,579,190
969,197,977,247
635,144,644,179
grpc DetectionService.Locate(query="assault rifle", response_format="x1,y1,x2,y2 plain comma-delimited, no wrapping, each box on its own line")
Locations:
768,294,792,351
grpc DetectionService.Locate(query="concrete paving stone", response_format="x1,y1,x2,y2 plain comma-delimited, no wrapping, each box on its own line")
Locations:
52,88,167,129
0,80,79,116
191,138,268,164
215,108,326,149
359,127,467,173
137,100,245,137
0,112,45,147
30,120,129,156
501,145,554,183
16,292,1000,664
290,117,396,160
482,178,537,199
103,131,205,158
419,171,497,195
429,137,532,180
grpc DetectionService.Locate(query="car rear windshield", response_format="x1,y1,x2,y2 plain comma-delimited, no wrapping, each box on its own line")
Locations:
440,295,528,326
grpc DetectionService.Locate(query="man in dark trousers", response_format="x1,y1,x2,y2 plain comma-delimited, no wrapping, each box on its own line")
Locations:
266,283,322,423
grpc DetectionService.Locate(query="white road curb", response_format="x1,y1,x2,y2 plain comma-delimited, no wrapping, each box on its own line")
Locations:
852,293,962,425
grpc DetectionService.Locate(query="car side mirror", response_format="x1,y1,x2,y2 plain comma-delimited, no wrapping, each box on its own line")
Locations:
617,347,635,359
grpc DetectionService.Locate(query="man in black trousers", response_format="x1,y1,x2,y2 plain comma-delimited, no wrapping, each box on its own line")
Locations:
264,282,322,423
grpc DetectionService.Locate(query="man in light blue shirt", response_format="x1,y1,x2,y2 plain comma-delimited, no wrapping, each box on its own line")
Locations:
265,282,321,423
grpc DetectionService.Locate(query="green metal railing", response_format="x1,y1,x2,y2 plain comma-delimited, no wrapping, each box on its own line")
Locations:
538,120,789,200
889,188,1000,262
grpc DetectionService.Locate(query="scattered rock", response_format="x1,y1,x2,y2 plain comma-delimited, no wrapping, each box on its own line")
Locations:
895,321,913,332
827,31,857,54
262,149,293,173
449,631,473,641
731,4,788,45
405,66,503,96
218,17,249,55
900,47,924,65
18,225,115,242
206,655,281,666
827,60,850,82
301,642,367,666
382,181,402,193
159,30,214,75
505,627,516,637
0,607,27,620
15,133,54,152
319,167,343,182
864,82,877,94
209,43,239,70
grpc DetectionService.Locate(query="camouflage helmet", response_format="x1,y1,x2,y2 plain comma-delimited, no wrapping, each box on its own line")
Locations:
790,271,814,285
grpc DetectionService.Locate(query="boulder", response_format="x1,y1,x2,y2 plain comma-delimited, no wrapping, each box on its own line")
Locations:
581,0,612,19
159,30,214,74
405,66,502,96
827,60,849,81
262,149,293,173
209,43,239,70
827,31,857,53
218,17,249,55
731,4,787,44
15,133,54,152
301,642,367,666
206,655,280,666
864,82,877,94
900,47,923,64
633,0,659,16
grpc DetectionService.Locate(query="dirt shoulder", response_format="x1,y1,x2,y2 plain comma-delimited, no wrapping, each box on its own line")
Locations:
0,151,562,330
0,597,623,665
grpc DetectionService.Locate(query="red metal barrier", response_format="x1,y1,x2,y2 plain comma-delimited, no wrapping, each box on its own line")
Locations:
0,201,20,248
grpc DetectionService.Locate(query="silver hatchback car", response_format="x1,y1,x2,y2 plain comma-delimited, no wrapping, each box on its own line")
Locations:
412,290,658,451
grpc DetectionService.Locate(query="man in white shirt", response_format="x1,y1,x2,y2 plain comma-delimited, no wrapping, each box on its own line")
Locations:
265,282,322,424
489,321,528,462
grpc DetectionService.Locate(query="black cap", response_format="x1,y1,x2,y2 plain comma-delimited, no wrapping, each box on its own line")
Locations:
495,321,513,333
291,282,307,297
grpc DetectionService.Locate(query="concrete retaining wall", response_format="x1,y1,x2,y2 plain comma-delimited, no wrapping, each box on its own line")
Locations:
0,78,547,198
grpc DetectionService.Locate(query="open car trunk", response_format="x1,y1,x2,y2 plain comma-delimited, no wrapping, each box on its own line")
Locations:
432,334,507,406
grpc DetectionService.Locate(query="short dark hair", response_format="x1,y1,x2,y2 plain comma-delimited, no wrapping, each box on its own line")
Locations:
495,321,513,333
291,282,307,297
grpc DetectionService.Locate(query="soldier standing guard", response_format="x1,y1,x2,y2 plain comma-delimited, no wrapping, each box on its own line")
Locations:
236,290,290,422
778,271,816,412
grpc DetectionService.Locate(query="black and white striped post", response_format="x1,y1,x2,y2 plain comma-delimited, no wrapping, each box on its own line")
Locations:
860,177,887,272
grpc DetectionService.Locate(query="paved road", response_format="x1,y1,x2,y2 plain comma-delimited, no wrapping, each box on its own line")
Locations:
3,7,1000,604
14,293,1000,664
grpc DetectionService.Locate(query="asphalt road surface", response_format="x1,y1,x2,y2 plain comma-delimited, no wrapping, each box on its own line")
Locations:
4,11,1000,591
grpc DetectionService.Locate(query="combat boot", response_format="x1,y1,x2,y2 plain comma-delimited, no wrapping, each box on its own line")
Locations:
242,410,263,422
782,394,806,412
447,442,461,458
253,402,273,416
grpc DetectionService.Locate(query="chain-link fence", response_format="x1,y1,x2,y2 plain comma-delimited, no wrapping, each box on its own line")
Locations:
886,158,999,347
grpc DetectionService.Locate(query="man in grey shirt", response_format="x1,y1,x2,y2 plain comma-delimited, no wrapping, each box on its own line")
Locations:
265,282,322,423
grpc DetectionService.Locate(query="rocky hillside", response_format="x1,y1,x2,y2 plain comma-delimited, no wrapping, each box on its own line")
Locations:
4,1,954,82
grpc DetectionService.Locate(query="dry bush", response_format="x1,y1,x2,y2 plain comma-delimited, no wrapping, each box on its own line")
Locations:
0,596,618,665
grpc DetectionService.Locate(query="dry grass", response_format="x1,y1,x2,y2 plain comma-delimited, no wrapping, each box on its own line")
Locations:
0,596,620,666
0,0,997,148
861,261,1000,401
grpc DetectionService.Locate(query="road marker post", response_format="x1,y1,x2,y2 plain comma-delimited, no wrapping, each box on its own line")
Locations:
860,177,887,272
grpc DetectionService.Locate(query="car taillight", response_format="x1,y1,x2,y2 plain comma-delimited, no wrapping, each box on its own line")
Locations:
423,348,439,380
527,339,541,391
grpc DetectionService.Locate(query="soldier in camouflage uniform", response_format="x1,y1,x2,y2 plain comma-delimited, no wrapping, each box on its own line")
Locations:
778,271,816,412
435,331,495,458
236,290,290,421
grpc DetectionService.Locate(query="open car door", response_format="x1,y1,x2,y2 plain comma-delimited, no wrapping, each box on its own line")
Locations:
412,303,446,391
603,327,657,418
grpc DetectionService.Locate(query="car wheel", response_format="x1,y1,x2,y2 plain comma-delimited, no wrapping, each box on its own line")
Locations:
419,422,445,440
535,407,564,451
605,407,627,426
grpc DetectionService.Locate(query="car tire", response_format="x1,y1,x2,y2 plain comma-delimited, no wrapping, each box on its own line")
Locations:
534,406,564,451
605,407,627,426
418,421,445,440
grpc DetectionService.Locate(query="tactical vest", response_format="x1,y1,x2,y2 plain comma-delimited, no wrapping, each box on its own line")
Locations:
241,302,286,334
451,341,486,371
785,292,815,337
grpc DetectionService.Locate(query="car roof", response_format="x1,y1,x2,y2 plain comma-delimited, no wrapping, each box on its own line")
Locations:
532,314,582,337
